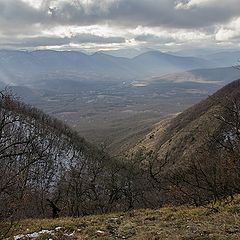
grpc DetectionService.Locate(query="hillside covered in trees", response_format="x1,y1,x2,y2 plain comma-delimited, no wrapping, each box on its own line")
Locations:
2,79,240,238
0,89,158,238
0,90,117,217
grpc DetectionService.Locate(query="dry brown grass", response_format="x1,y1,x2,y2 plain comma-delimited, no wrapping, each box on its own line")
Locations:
3,195,240,240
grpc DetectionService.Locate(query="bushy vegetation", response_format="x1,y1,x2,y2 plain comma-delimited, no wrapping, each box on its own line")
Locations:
0,90,158,237
0,90,108,217
1,80,240,239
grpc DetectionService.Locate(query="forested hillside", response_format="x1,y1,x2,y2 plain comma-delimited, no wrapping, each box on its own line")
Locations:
0,90,113,218
2,79,240,238
0,90,156,234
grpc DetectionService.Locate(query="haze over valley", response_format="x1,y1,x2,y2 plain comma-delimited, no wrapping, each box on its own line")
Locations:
0,49,239,153
1,0,240,154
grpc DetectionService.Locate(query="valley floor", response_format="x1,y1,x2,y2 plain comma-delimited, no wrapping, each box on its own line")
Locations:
3,196,240,240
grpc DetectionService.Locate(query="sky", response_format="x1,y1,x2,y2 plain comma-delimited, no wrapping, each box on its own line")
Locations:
0,0,240,53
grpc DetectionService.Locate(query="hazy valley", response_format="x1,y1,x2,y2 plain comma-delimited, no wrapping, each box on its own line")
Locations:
1,49,240,153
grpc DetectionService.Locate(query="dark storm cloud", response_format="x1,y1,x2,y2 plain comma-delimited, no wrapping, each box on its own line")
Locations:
104,0,240,29
0,0,239,49
0,0,240,29
0,0,46,27
40,0,240,29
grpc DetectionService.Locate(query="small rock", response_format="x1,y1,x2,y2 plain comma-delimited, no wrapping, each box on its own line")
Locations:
55,227,62,231
65,231,75,237
96,230,106,236
14,235,24,240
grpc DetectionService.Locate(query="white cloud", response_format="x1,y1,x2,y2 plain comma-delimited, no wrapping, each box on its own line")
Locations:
179,0,215,8
21,0,43,9
215,17,240,41
0,0,240,50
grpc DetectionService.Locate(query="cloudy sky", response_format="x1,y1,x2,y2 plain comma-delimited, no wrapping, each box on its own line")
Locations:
0,0,240,52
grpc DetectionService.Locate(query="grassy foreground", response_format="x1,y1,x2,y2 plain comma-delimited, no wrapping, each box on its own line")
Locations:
2,196,240,240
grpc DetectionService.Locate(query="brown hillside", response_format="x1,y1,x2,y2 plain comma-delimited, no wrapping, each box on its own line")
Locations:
133,79,240,175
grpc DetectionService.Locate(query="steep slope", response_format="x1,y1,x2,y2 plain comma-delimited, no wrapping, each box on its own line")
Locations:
135,79,240,158
0,91,114,219
132,79,240,204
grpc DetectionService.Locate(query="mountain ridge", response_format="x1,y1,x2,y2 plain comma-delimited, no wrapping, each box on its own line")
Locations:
0,49,215,85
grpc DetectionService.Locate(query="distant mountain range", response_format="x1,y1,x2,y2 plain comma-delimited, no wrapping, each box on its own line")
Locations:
206,51,240,67
0,49,217,86
0,49,239,107
151,66,240,84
